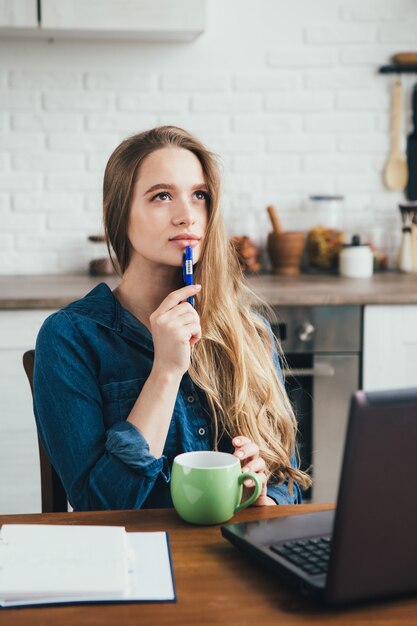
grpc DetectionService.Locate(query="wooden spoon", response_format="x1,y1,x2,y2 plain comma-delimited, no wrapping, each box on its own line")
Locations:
384,79,408,190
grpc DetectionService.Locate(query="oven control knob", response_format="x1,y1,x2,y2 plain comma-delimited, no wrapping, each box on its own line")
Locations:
297,322,315,342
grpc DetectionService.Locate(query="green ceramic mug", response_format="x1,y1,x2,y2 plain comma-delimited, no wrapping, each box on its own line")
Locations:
170,451,262,525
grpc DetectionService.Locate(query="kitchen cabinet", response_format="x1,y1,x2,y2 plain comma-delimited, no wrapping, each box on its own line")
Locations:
0,0,37,28
0,0,205,41
363,305,417,391
0,310,54,514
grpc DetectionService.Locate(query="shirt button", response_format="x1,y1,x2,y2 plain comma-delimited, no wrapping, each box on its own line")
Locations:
198,427,206,436
187,395,195,403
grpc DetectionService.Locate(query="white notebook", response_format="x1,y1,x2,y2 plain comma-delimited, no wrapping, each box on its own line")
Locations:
0,524,175,608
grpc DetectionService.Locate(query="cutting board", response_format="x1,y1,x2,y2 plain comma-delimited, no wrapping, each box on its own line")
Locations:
406,83,417,201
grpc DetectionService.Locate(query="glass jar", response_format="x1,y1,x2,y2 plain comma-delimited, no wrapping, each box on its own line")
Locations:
306,195,345,272
307,195,344,229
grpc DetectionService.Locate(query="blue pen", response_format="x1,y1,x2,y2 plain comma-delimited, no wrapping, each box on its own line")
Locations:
182,246,194,307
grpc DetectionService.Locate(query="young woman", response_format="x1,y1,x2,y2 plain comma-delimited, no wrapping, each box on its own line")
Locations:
33,125,312,511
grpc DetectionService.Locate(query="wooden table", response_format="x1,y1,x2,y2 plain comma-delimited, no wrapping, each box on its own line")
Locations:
0,504,416,625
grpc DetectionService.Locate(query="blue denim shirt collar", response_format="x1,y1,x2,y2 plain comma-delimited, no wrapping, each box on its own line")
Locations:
66,282,155,354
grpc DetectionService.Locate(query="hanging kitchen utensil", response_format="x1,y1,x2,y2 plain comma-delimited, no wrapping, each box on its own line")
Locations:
406,83,417,201
383,79,408,191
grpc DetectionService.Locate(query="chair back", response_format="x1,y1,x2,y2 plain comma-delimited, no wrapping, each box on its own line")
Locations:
22,350,68,513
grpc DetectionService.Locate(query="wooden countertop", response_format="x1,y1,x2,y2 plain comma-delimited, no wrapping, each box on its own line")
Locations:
0,272,416,309
246,272,417,306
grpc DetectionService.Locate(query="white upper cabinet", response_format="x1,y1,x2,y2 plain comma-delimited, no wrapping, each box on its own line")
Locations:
0,0,205,41
42,0,205,40
0,0,37,28
363,305,417,391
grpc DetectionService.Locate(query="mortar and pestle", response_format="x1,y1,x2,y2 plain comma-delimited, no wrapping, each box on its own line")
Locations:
266,205,305,275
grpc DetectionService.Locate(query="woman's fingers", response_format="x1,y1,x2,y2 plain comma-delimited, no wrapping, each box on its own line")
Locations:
167,301,199,320
242,457,266,474
154,303,201,342
243,469,267,489
233,441,259,462
156,284,201,315
162,310,199,328
241,471,276,507
232,435,252,447
233,435,275,506
179,323,202,344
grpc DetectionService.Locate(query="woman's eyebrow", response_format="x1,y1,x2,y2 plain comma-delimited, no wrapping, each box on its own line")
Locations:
144,183,175,195
144,182,208,195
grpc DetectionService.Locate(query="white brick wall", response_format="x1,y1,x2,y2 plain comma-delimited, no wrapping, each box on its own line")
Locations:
1,0,416,274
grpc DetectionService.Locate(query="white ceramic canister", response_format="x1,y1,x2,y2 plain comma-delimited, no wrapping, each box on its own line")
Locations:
339,235,374,278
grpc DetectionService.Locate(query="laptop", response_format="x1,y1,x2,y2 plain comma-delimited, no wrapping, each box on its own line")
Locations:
221,388,417,606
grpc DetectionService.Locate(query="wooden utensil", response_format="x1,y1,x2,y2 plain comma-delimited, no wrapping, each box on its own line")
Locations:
266,205,282,235
384,79,408,191
392,52,417,65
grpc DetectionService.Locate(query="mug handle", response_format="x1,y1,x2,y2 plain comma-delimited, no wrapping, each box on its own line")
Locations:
234,472,262,512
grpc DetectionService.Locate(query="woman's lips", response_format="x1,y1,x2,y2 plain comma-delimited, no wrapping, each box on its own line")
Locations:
169,239,200,248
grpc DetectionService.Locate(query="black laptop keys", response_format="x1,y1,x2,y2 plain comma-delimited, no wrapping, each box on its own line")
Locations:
270,536,331,576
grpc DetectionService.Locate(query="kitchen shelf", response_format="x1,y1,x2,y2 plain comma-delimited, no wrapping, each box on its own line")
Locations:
0,0,205,42
379,65,417,74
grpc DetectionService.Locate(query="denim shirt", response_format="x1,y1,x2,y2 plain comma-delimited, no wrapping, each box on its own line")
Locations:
33,283,302,511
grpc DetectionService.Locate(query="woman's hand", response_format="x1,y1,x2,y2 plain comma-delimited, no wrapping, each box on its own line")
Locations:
150,284,202,378
232,435,276,506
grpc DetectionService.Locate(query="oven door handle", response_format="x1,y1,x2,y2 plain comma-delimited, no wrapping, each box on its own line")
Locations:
283,363,335,378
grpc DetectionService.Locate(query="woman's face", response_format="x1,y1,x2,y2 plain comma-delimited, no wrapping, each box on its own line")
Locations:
128,147,209,269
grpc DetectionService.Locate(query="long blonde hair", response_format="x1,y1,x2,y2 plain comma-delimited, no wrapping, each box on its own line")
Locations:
103,125,311,492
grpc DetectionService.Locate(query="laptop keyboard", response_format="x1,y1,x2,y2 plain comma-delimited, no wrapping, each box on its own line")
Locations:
270,536,331,576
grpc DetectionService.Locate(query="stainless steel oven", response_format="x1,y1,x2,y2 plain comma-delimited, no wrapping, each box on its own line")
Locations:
271,306,362,503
